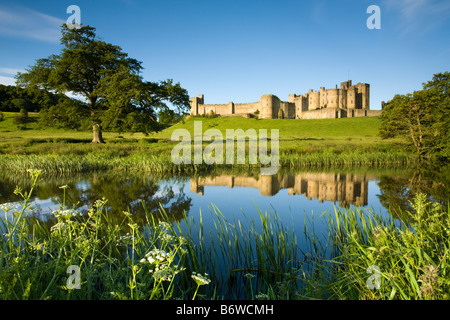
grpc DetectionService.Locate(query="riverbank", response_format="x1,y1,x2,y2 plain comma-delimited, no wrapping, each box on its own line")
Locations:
0,113,415,173
1,171,448,300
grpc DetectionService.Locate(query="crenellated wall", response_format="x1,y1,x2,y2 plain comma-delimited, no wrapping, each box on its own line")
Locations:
189,80,378,119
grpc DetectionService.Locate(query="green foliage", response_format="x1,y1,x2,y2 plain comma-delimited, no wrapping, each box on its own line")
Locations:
380,72,450,162
1,171,449,300
0,171,201,300
305,194,450,300
16,24,190,142
38,98,90,130
0,84,65,113
158,108,184,125
13,108,29,130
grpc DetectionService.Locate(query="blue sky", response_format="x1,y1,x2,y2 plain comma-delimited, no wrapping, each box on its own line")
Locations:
0,0,449,110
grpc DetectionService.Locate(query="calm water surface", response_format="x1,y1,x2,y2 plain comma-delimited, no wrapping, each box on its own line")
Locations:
1,166,447,232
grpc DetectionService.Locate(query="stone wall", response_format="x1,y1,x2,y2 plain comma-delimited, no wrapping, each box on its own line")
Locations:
190,80,379,120
190,172,369,206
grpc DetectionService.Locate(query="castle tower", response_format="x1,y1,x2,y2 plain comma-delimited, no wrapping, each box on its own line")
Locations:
355,83,370,110
326,88,339,109
347,86,356,109
320,87,326,108
341,80,352,90
260,94,275,119
190,94,205,116
308,90,320,110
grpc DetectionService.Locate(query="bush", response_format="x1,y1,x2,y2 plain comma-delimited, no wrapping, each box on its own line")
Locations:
13,108,29,129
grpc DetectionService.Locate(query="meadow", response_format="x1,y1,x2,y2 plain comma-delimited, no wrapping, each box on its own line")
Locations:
3,111,446,301
0,112,414,173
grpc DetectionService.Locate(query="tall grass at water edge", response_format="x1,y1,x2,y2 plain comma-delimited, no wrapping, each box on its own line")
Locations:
0,145,414,174
1,170,448,299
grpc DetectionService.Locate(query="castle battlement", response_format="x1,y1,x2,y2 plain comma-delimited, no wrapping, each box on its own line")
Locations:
190,80,381,119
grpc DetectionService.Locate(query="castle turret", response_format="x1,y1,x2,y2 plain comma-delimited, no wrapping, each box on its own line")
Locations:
260,94,276,119
326,88,339,109
190,94,205,116
309,90,320,110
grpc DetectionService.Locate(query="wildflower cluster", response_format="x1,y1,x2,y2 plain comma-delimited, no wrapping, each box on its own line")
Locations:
191,272,211,286
141,249,170,265
116,232,133,247
53,209,82,218
140,249,184,282
255,293,270,300
50,222,69,234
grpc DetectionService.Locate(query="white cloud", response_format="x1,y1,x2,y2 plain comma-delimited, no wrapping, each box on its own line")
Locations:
383,0,450,34
0,76,16,86
0,67,25,76
0,5,65,43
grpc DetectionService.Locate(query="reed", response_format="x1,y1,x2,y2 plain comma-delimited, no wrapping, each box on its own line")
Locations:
303,196,450,300
1,172,448,300
0,145,414,175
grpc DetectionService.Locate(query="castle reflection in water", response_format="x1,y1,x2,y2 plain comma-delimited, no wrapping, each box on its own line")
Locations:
191,172,369,208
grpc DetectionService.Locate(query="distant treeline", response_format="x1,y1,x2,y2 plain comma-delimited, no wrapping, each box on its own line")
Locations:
0,84,92,130
0,84,78,113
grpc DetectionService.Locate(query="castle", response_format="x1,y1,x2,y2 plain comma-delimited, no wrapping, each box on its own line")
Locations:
190,171,369,207
190,80,382,119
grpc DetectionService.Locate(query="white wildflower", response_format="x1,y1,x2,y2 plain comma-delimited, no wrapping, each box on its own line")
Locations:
255,293,270,300
94,199,107,208
159,221,171,229
191,272,211,286
50,222,68,233
0,203,18,212
116,233,133,246
54,209,81,218
142,249,170,265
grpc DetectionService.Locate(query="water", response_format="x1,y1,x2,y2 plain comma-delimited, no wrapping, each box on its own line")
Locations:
1,166,448,298
1,166,447,229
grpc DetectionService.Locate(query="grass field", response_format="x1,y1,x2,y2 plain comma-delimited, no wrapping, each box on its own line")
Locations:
0,112,414,173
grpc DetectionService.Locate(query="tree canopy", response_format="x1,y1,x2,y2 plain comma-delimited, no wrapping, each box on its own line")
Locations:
379,72,450,162
0,84,70,113
16,24,189,143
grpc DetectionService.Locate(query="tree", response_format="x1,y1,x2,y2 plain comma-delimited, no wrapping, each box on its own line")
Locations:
0,84,61,112
16,24,189,143
13,108,29,130
379,72,450,162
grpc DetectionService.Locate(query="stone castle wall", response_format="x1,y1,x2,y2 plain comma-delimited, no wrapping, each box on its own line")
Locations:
190,80,380,120
190,172,369,207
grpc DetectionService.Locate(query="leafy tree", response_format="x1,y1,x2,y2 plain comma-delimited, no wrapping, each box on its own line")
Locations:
16,24,189,143
380,72,450,162
13,108,29,130
0,84,62,112
38,97,90,130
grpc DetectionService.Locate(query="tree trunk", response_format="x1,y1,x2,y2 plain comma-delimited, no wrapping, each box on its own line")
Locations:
92,123,105,144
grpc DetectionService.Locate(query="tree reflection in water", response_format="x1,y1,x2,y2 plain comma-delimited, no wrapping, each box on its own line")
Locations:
0,165,448,228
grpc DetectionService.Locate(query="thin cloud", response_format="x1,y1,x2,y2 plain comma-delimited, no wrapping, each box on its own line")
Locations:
0,67,25,76
383,0,450,34
0,5,65,43
0,76,17,86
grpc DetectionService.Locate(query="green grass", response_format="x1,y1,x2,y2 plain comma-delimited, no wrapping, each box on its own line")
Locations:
0,112,416,173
